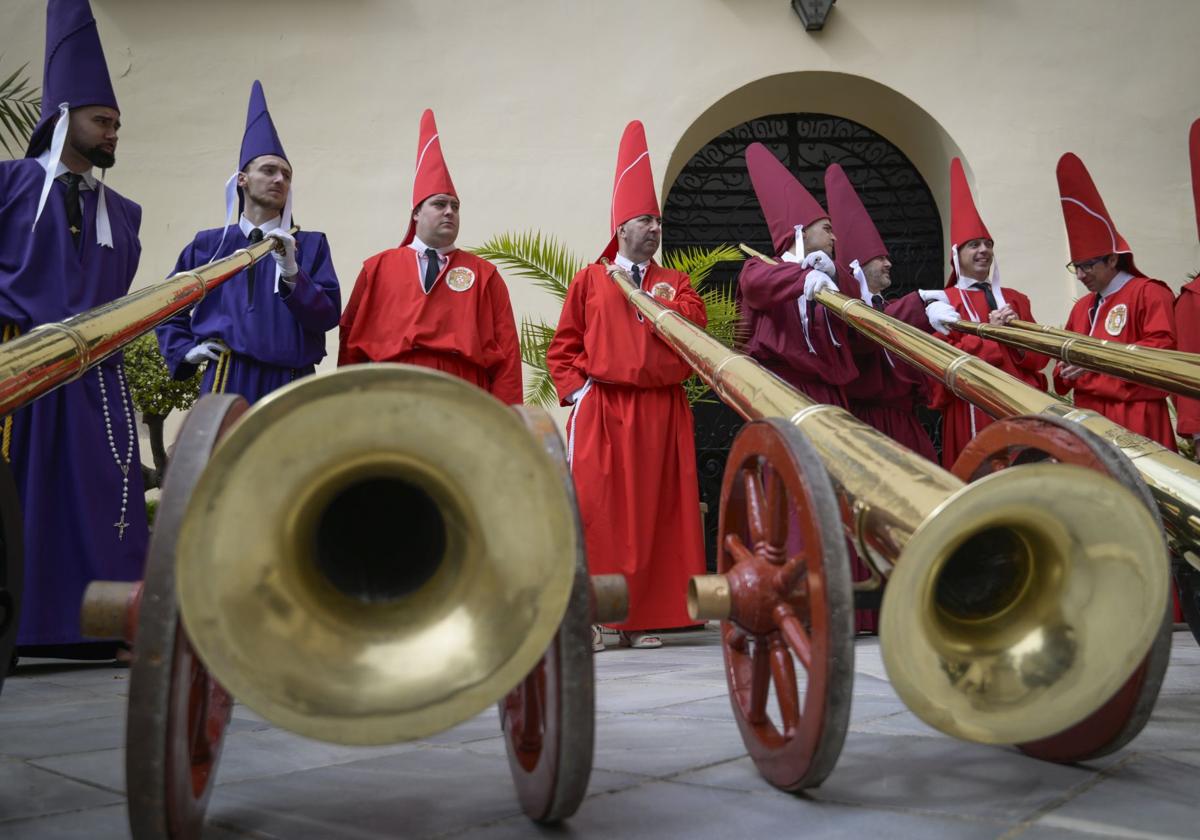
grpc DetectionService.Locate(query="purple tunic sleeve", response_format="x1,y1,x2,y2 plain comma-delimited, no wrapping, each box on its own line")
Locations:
279,233,340,333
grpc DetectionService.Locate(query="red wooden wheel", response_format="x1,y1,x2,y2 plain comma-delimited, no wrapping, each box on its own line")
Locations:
126,394,248,840
952,415,1172,763
718,418,853,791
499,407,594,822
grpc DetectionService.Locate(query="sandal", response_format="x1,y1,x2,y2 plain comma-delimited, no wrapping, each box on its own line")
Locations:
591,625,606,652
618,631,663,649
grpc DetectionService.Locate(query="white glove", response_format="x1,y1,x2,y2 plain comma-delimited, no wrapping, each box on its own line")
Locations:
801,250,836,277
184,340,227,364
802,269,836,302
925,301,960,335
268,230,299,277
918,289,950,305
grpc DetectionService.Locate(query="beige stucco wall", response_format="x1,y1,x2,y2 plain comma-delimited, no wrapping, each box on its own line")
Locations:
3,0,1199,381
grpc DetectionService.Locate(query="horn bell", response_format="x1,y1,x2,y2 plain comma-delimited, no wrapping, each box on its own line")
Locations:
175,365,576,745
881,463,1169,745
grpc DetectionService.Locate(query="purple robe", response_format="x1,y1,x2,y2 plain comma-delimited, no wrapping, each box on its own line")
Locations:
156,227,340,404
0,157,148,651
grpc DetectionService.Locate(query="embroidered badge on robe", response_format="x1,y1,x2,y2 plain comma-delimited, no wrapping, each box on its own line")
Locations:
446,267,475,292
650,281,676,301
1105,303,1128,336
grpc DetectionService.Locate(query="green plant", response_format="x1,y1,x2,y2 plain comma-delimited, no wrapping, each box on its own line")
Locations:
124,333,202,489
0,59,40,159
473,232,742,409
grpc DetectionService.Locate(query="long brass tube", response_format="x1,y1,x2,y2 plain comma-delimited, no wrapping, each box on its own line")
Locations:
0,229,293,417
950,317,1200,400
750,246,1200,558
604,257,1168,743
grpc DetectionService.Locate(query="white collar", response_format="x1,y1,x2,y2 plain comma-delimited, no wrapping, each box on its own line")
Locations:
38,150,98,189
33,144,113,248
615,252,651,275
239,214,282,238
1098,270,1134,299
409,234,457,257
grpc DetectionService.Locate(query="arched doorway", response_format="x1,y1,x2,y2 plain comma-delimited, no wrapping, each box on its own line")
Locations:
664,112,945,570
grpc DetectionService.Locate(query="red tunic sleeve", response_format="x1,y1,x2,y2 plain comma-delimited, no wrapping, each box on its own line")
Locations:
482,267,523,405
546,268,590,405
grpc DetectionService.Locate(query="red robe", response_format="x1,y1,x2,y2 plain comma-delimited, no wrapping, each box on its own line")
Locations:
547,262,707,631
1053,276,1177,451
929,286,1050,468
1173,277,1200,436
736,257,858,407
338,248,522,404
845,291,937,462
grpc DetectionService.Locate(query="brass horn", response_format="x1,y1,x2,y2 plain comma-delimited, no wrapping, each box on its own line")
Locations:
949,317,1200,400
174,365,577,745
0,227,295,415
609,254,1169,744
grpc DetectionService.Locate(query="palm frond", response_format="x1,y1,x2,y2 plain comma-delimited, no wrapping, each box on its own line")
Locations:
661,244,742,290
518,317,556,369
472,231,585,302
0,59,40,160
699,283,745,348
523,368,560,411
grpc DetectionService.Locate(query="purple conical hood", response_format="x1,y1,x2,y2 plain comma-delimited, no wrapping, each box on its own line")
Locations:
25,0,119,157
239,80,288,171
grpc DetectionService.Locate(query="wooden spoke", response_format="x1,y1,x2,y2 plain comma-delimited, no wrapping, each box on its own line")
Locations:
769,634,801,734
777,613,813,672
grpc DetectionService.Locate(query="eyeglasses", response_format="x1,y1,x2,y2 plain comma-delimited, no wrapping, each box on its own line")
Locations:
1066,256,1108,274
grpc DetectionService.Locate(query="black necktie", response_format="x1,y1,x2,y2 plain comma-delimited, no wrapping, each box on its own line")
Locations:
972,282,997,312
1089,295,1102,328
423,248,440,292
64,173,83,245
630,265,645,322
246,228,265,305
871,294,885,311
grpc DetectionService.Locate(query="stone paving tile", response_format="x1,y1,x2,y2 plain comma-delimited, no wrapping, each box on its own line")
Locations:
0,711,128,760
31,723,428,794
1018,821,1197,840
205,745,641,839
454,779,1010,840
2,802,251,840
593,676,730,715
1026,752,1200,840
0,757,123,824
461,712,751,778
635,692,736,722
672,731,1127,822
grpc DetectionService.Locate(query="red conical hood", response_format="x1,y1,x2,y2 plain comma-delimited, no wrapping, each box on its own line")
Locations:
746,143,828,256
1190,118,1200,242
402,109,458,247
599,120,660,262
947,157,993,286
1056,152,1137,272
824,163,886,267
